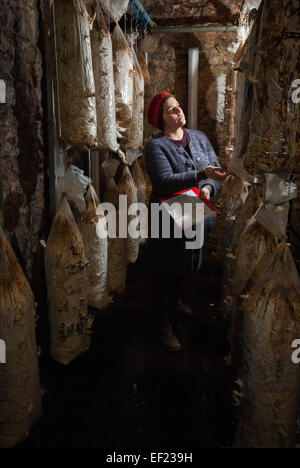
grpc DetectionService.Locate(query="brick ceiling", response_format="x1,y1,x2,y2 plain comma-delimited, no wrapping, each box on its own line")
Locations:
141,0,245,26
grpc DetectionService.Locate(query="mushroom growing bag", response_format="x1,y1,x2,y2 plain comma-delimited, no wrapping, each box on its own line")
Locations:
112,25,134,138
127,47,144,152
45,196,93,365
236,242,300,448
77,185,112,309
0,218,42,448
99,0,129,23
217,174,250,317
138,49,150,85
91,5,126,164
131,159,148,244
60,164,91,214
102,160,127,293
231,184,262,251
230,201,289,365
243,0,299,177
118,165,139,264
221,174,250,220
54,0,97,146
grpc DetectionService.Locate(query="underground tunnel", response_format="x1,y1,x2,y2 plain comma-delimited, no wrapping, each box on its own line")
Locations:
0,0,300,451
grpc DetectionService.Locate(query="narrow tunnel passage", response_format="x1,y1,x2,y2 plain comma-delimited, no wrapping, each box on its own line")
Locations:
17,256,235,449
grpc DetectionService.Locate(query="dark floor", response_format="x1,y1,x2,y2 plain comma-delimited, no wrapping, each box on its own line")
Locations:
17,252,236,449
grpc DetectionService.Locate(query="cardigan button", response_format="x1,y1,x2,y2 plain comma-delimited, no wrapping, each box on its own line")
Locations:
196,157,201,162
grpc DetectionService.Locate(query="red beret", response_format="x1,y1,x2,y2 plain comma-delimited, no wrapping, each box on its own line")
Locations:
145,92,174,130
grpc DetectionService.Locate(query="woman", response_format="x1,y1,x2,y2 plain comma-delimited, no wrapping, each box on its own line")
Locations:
145,92,228,352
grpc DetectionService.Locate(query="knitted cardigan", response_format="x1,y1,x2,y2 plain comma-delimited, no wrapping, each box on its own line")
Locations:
144,129,221,274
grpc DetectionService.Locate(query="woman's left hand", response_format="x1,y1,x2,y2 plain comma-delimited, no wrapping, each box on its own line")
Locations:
201,187,211,200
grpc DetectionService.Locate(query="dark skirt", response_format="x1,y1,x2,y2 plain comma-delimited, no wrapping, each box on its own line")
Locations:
144,216,215,275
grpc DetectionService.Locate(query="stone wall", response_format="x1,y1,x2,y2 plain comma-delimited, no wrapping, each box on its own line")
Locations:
0,0,46,306
144,30,239,165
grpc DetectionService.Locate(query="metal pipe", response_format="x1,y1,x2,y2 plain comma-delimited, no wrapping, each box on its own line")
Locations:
153,25,238,34
130,0,156,29
188,48,199,129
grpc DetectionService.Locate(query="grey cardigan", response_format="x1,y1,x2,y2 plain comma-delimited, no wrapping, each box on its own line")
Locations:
144,129,221,274
145,129,221,202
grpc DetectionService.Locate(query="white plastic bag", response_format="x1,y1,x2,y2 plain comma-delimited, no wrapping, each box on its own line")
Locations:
102,159,121,179
233,216,278,296
255,202,289,240
45,196,93,365
54,0,97,146
233,201,289,296
102,160,127,293
220,174,250,220
131,159,147,245
118,166,139,264
99,0,129,24
60,164,91,213
264,173,297,205
91,4,127,165
138,49,150,85
232,184,262,250
0,217,42,448
77,184,112,309
236,242,300,447
228,155,258,185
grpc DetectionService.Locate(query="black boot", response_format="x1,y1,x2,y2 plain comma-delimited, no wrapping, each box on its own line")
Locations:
175,298,193,318
159,323,182,352
158,310,182,352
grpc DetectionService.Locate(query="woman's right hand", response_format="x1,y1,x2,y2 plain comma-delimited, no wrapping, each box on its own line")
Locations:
204,166,230,181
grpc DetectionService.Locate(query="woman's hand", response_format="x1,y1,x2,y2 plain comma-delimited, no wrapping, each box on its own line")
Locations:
204,166,230,181
201,187,211,200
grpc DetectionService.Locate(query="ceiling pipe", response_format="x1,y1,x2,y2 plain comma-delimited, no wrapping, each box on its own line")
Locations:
153,25,238,34
188,48,199,129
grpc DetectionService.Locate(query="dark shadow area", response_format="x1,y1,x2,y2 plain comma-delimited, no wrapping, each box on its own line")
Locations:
16,248,236,449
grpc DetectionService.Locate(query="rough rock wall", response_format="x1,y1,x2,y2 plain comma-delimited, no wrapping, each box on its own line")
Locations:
142,0,243,26
144,31,239,165
0,0,46,304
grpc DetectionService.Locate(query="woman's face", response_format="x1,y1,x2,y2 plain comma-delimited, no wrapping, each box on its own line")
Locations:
162,97,186,131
